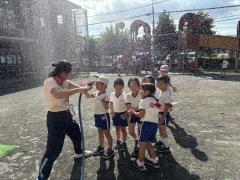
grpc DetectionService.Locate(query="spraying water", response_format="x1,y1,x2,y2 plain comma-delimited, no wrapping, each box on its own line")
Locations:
0,0,88,94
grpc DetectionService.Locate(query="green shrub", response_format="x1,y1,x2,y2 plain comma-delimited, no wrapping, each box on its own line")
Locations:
197,57,236,69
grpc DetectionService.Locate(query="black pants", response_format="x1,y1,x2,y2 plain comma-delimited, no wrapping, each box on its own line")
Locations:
37,110,82,179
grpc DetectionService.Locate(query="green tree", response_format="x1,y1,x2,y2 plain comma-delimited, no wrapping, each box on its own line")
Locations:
154,10,178,59
81,37,101,69
99,25,130,59
196,11,215,58
197,11,215,35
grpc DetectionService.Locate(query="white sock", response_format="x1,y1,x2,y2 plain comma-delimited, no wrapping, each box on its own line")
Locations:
151,157,158,163
159,137,169,148
137,159,145,166
145,151,151,160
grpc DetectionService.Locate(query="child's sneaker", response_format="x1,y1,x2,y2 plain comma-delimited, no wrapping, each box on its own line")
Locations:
131,147,138,156
130,147,138,161
136,159,147,172
154,141,161,148
93,146,104,156
145,158,160,169
130,154,137,161
74,150,93,158
156,141,170,153
103,149,115,160
120,142,127,151
114,140,122,150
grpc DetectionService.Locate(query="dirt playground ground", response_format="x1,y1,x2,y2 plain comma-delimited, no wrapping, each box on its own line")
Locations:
0,74,240,180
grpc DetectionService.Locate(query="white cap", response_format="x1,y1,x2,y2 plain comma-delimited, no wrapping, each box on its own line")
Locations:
160,65,169,72
96,76,109,86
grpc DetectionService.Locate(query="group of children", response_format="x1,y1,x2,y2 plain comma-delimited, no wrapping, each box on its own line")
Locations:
83,65,176,171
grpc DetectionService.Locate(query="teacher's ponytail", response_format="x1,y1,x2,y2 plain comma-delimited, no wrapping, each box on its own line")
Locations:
48,60,72,77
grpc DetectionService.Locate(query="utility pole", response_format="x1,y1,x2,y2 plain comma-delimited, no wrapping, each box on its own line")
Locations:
236,21,240,72
152,0,156,71
152,0,155,40
84,9,91,72
85,9,89,39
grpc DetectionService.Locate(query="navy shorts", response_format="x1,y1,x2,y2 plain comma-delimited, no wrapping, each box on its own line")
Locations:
112,112,128,127
159,112,172,125
139,121,158,143
94,114,110,130
130,114,140,124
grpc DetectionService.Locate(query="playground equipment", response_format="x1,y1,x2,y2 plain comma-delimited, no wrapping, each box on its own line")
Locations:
114,20,152,73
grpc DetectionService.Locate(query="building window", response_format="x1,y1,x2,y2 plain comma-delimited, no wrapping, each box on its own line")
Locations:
57,15,63,24
40,18,45,27
0,8,4,25
0,8,16,29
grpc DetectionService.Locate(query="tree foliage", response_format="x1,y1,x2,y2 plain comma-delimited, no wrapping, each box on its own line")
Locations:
81,37,100,68
196,11,215,56
154,10,178,59
99,25,130,58
197,11,215,35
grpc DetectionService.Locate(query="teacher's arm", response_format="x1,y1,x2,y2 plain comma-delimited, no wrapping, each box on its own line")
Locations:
51,87,86,99
68,80,82,89
68,80,94,90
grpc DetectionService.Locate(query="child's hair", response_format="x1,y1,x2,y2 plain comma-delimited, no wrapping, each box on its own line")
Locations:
141,83,156,94
114,78,124,87
146,75,155,84
49,60,72,77
128,78,140,88
157,75,170,84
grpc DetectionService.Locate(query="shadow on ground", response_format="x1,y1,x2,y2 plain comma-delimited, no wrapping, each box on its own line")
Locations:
197,73,240,82
174,71,240,82
70,158,83,180
97,157,116,180
96,150,200,180
169,121,208,162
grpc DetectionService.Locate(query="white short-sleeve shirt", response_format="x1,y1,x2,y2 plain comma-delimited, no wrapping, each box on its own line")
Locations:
139,97,160,123
222,60,229,69
158,90,172,112
43,77,70,112
155,88,161,100
156,86,171,98
93,91,109,115
125,92,141,109
110,92,127,113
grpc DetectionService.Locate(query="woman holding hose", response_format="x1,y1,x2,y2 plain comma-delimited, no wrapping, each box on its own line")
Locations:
37,60,92,180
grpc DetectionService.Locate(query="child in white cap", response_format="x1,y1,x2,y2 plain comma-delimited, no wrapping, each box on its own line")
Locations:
84,76,115,160
159,65,177,92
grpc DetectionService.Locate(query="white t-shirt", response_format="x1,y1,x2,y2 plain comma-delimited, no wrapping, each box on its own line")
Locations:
222,60,229,69
43,77,70,112
155,86,172,99
93,91,109,115
155,88,161,100
125,91,141,109
110,92,127,113
139,97,160,123
158,90,172,112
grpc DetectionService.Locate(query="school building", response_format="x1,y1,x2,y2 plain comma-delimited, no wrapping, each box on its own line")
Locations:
0,0,88,93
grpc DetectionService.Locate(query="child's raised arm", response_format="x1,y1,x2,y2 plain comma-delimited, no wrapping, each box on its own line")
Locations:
83,91,94,98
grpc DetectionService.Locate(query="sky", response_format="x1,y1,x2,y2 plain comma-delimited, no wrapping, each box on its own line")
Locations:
69,0,240,37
